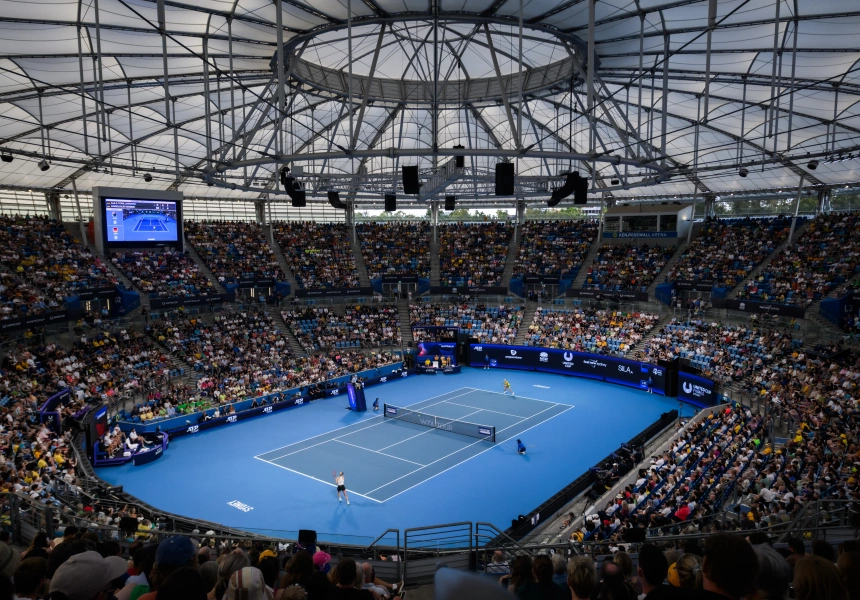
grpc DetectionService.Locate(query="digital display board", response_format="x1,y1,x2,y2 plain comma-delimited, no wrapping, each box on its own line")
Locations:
469,344,666,395
678,372,717,407
103,198,179,245
416,341,458,367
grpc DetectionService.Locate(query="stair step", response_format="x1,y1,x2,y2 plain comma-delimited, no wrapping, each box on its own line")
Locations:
513,304,539,346
569,234,603,289
728,220,810,299
183,241,227,293
351,232,372,287
268,225,300,294
269,307,307,356
397,298,413,344
500,227,521,289
647,240,690,295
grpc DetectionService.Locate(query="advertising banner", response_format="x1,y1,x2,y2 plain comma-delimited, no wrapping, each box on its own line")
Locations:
295,287,374,298
603,232,678,239
167,395,308,438
381,275,418,283
675,281,716,292
149,293,234,309
73,286,117,301
522,274,561,284
678,372,717,407
721,298,806,318
416,341,458,366
565,289,649,302
0,310,70,333
411,326,458,341
469,344,666,395
429,286,509,295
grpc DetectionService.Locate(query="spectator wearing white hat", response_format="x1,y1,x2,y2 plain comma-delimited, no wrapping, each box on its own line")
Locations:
48,550,128,600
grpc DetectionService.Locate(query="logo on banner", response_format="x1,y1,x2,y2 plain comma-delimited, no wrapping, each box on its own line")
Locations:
510,350,517,356
505,349,523,360
386,407,397,415
562,352,575,368
474,346,483,352
539,352,549,363
226,415,237,423
683,382,693,394
400,371,408,377
330,389,340,396
380,376,387,383
618,365,633,374
653,368,663,376
738,302,746,311
186,425,199,434
582,359,607,369
295,398,304,405
479,427,492,436
263,406,273,413
155,447,163,456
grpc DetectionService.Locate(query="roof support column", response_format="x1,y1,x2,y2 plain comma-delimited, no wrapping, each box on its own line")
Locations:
689,94,701,244
637,12,645,156
660,33,670,166
789,173,805,244
127,81,135,174
786,19,798,151
156,0,179,179
484,25,519,150
587,0,595,158
275,0,286,157
228,17,236,161
93,0,107,148
517,0,524,151
739,78,747,166
203,36,213,167
702,0,717,123
76,26,89,157
767,0,780,144
831,85,839,152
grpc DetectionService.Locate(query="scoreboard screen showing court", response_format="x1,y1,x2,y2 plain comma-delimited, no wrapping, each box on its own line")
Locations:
104,198,179,243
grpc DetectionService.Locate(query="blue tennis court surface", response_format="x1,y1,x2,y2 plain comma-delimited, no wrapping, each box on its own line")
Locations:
132,217,168,232
255,389,571,503
95,368,678,542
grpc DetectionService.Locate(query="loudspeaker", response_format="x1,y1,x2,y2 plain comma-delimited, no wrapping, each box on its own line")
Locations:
445,196,456,211
548,172,579,206
573,175,589,204
298,529,317,545
402,166,420,194
384,194,396,212
453,145,465,168
327,191,347,210
495,163,515,196
621,528,646,543
284,175,306,207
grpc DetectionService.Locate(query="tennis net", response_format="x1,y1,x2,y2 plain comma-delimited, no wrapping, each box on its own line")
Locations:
383,404,496,442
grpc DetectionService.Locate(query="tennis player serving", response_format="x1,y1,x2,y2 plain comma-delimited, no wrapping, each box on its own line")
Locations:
503,379,514,396
333,470,350,505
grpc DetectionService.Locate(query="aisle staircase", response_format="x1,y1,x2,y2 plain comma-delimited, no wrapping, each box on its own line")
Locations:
569,235,603,289
646,241,689,295
183,241,227,293
268,228,300,294
268,306,307,356
430,236,441,286
500,230,521,289
351,233,371,287
728,221,810,299
397,297,413,346
512,303,538,345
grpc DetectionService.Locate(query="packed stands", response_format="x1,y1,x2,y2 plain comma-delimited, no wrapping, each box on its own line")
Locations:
523,307,658,354
282,305,401,351
357,221,431,280
409,302,523,344
183,221,283,284
736,212,860,307
274,221,358,288
666,217,790,289
0,215,114,319
512,220,599,279
439,222,512,287
111,251,217,298
583,243,676,291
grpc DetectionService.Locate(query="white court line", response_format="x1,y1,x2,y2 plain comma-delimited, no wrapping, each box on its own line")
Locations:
440,401,534,419
374,406,487,452
332,439,426,466
252,456,383,504
256,390,477,460
465,387,563,406
365,403,571,497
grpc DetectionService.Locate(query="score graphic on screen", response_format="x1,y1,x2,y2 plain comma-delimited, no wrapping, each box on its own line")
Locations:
104,198,179,243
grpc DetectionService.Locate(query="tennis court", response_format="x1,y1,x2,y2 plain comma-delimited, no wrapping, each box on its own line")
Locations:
131,216,169,232
255,388,572,503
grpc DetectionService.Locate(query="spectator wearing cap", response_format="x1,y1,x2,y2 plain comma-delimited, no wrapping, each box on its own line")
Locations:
637,544,683,600
137,536,198,600
48,550,128,600
210,549,251,600
224,567,273,600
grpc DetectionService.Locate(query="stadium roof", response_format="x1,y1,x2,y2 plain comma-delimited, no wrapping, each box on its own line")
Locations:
0,0,858,206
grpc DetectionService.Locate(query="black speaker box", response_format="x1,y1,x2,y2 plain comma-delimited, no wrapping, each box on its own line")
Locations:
298,529,317,545
495,163,515,196
327,191,347,209
573,175,589,204
549,172,579,206
402,166,420,194
445,196,456,211
453,145,465,168
285,176,306,207
384,194,396,212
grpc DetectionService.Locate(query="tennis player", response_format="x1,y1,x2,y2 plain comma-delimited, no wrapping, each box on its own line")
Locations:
517,439,526,454
334,471,350,505
503,379,514,395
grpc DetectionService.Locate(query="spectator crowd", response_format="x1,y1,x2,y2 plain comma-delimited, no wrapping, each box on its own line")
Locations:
523,307,658,354
111,251,217,298
409,303,523,344
440,223,512,287
184,221,283,284
512,220,599,280
282,305,401,351
275,222,359,289
357,222,431,280
583,244,676,292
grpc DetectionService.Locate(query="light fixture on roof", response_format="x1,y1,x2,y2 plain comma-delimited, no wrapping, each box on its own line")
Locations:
611,178,619,185
738,167,749,177
807,160,819,170
143,173,152,182
0,153,12,163
38,159,49,171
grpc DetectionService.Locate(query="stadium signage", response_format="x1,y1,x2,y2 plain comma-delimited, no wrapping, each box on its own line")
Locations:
522,274,561,284
237,277,275,288
602,232,678,239
470,344,667,395
678,371,717,407
149,293,234,309
719,298,806,318
295,287,374,298
72,286,117,301
674,280,716,291
428,286,509,295
227,500,254,512
381,275,419,283
0,310,70,332
565,289,649,302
